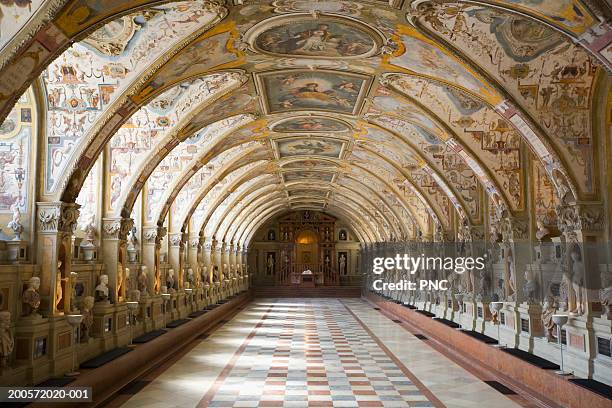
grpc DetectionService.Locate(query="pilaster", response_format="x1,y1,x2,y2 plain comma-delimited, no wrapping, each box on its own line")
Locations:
36,202,80,316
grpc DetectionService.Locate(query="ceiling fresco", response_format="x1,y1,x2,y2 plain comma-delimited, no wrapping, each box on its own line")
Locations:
275,137,345,159
42,1,223,194
0,0,607,248
255,69,372,115
271,116,351,133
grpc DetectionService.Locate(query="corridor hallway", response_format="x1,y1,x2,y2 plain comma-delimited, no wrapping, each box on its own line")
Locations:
107,299,525,408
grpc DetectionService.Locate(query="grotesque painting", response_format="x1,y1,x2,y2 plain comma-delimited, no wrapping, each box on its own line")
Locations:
494,0,594,34
252,15,379,58
277,138,344,158
272,117,350,133
390,26,495,101
0,1,42,51
0,91,31,213
257,70,370,114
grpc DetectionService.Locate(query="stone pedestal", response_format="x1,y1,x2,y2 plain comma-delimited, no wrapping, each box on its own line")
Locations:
562,317,592,378
14,316,50,384
176,291,188,317
92,302,115,349
592,316,612,384
517,303,544,351
138,295,155,332
460,299,477,331
203,284,211,306
48,316,73,376
474,301,492,333
113,303,129,346
499,304,520,348
7,240,28,262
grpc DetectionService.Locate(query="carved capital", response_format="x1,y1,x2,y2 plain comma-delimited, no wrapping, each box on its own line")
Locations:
169,233,183,247
102,218,134,240
203,241,212,251
142,226,166,245
556,204,604,236
189,236,200,249
510,218,529,241
36,202,80,234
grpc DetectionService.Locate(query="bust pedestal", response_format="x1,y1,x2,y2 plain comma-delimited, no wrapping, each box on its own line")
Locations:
92,302,115,349
517,302,544,351
14,316,50,384
592,315,612,384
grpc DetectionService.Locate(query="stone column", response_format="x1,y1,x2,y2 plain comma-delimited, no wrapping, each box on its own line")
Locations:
36,202,80,315
202,240,213,283
101,217,134,304
212,240,222,281
187,234,200,284
168,232,182,288
221,242,230,277
236,244,242,276
242,247,249,288
554,203,604,378
490,210,530,348
142,226,166,295
229,244,237,275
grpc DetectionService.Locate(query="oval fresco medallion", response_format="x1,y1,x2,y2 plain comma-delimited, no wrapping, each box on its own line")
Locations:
249,14,382,59
272,116,351,133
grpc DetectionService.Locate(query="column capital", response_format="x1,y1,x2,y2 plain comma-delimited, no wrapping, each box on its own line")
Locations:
556,203,604,238
36,202,80,234
142,225,166,244
168,232,183,247
203,239,213,251
102,217,134,240
189,235,200,249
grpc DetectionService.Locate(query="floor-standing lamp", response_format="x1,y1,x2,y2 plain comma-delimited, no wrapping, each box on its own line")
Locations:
126,301,139,345
552,314,571,375
489,302,505,348
161,293,171,329
65,314,83,376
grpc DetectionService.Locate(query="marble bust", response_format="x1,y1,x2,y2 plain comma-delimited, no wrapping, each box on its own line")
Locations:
95,274,109,302
186,268,194,288
22,277,41,317
138,266,148,295
80,296,95,342
166,269,176,292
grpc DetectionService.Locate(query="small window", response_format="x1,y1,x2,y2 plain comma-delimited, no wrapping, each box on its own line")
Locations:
34,337,47,359
596,337,611,357
520,318,529,333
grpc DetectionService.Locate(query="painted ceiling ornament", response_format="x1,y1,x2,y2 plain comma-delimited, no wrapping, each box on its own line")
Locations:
255,69,372,115
246,13,385,59
271,116,351,133
82,13,149,56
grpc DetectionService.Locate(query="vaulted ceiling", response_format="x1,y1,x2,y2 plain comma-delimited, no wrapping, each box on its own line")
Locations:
0,0,610,246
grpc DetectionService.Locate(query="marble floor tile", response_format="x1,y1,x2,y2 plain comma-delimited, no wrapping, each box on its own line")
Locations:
116,299,526,408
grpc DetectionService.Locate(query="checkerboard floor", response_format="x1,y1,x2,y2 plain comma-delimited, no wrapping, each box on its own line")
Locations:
118,299,523,408
203,299,435,408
